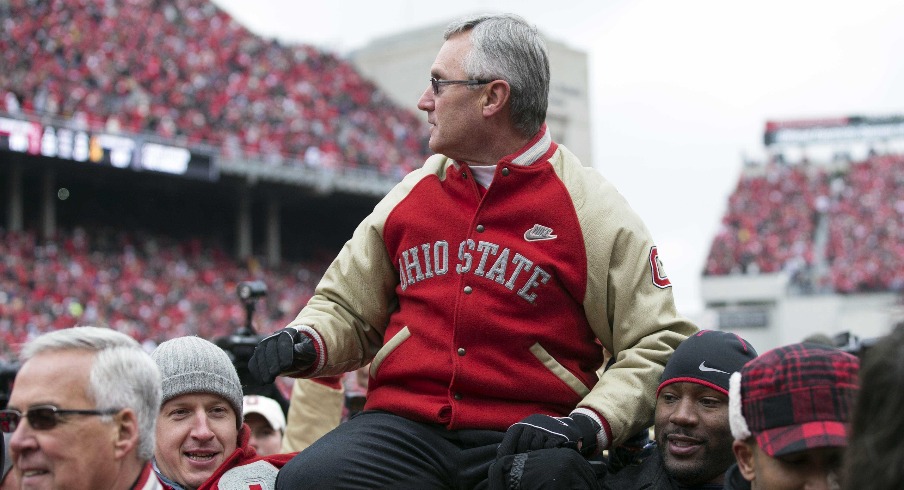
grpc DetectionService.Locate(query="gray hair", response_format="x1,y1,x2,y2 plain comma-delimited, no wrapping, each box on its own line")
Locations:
20,326,162,461
444,13,550,137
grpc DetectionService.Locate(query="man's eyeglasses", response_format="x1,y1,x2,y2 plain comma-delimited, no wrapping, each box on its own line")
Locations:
430,77,493,95
0,405,121,433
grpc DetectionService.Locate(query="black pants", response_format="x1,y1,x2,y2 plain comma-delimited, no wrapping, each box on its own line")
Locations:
276,411,505,489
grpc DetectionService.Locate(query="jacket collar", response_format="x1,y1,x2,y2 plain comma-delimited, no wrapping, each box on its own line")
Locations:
507,124,555,166
455,124,557,168
151,458,184,490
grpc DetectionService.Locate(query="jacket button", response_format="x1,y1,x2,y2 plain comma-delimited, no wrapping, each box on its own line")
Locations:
453,393,463,400
463,286,472,294
501,167,510,176
476,225,485,233
458,348,466,356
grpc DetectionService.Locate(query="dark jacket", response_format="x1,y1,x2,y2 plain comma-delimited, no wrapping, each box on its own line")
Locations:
721,464,750,490
602,449,725,490
602,450,679,490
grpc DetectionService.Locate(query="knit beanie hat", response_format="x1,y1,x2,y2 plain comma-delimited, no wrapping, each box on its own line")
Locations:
658,330,758,397
151,336,244,429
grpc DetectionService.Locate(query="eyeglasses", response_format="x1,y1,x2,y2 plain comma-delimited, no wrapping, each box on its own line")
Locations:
0,405,121,433
430,77,493,95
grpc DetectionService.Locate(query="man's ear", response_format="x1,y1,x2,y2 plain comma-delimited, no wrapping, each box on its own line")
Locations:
732,439,756,482
113,408,140,459
481,80,510,118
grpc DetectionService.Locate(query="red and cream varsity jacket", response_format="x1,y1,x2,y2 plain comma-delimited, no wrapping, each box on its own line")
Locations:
288,127,697,447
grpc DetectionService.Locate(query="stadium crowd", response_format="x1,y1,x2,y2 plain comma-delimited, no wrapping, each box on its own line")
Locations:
826,154,904,293
703,162,829,277
0,0,430,177
1,5,902,487
704,153,903,294
3,0,900,296
0,227,327,362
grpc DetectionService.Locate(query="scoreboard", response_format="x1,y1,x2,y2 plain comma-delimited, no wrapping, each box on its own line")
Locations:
764,115,904,147
0,115,217,181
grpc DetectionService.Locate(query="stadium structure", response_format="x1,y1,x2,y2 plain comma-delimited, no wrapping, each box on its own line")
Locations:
0,0,425,364
2,0,901,369
701,115,904,352
0,0,592,373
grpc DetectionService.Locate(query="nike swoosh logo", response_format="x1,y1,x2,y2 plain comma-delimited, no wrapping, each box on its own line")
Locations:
524,224,557,241
698,361,729,374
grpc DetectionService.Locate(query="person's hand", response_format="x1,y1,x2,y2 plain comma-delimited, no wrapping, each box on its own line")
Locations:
497,413,600,458
247,327,317,384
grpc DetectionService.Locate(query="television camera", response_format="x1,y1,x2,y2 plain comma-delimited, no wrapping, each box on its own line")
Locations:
215,280,289,413
0,362,18,410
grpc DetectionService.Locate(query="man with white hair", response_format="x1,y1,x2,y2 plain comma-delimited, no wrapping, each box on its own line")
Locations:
1,326,163,490
251,11,696,488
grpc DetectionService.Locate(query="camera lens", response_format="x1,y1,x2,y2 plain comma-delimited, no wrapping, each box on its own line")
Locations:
236,281,267,301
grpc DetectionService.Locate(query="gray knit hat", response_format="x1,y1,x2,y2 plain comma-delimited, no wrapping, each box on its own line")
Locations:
151,336,243,428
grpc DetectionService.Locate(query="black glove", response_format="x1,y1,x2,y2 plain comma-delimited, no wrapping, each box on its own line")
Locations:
247,327,317,384
607,428,655,474
497,413,601,458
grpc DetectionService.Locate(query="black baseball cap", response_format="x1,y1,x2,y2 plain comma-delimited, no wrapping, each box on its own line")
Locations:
658,330,758,396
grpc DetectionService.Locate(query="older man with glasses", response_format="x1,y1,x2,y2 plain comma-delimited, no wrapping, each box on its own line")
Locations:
251,12,696,488
1,326,163,490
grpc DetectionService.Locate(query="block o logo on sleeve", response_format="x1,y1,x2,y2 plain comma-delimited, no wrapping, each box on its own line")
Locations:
649,246,672,289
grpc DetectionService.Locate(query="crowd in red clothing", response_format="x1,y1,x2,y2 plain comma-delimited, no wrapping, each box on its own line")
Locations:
826,154,904,293
0,0,430,177
0,227,328,362
704,162,829,277
705,153,903,295
2,0,902,359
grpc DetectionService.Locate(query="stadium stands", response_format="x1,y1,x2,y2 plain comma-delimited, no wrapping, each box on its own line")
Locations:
2,0,901,359
704,162,829,276
704,154,903,295
0,227,328,362
826,154,904,293
0,0,430,177
1,0,429,361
